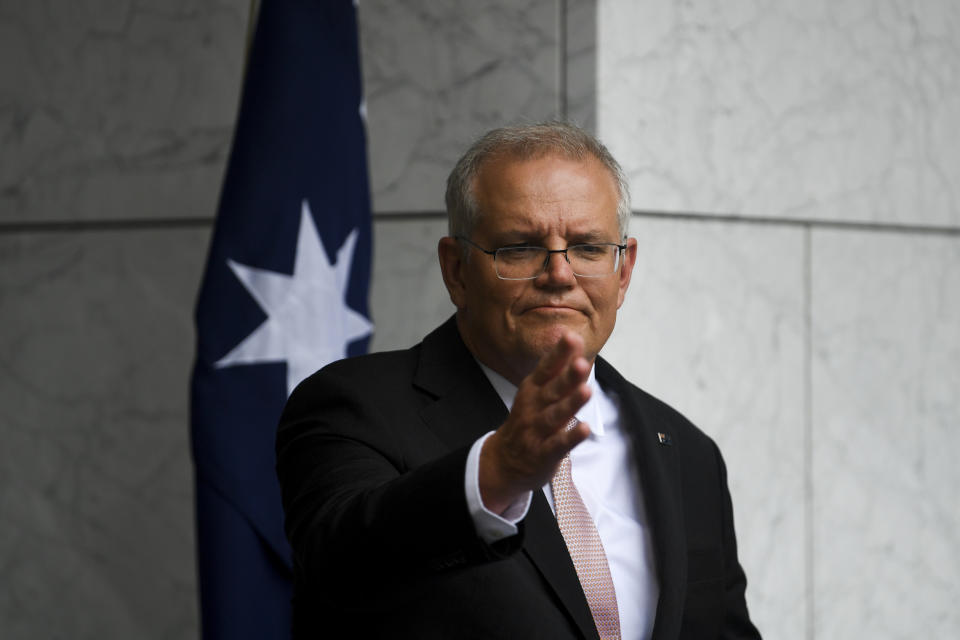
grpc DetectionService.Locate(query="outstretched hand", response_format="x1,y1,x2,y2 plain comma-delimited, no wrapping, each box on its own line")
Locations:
478,331,593,515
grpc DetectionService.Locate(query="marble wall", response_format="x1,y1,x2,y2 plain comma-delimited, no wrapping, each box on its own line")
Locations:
810,230,959,638
2,0,957,638
597,0,960,229
598,1,960,639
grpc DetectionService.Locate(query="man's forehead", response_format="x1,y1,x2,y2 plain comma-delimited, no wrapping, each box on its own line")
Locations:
480,214,615,239
475,191,620,239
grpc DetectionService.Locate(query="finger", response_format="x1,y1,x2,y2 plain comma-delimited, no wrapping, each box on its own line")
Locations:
534,355,591,413
543,354,591,402
542,382,591,429
506,375,589,444
528,331,584,386
543,419,592,460
528,334,577,386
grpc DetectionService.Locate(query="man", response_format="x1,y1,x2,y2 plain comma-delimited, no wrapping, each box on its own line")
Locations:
277,123,761,639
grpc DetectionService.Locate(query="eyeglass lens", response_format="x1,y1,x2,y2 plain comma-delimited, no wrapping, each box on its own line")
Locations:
495,245,620,279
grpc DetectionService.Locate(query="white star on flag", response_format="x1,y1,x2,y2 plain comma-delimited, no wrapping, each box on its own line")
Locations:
215,200,373,395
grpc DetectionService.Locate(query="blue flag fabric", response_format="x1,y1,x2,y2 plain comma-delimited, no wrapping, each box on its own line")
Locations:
190,1,372,637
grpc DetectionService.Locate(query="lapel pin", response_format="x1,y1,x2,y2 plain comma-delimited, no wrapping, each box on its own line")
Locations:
657,432,672,446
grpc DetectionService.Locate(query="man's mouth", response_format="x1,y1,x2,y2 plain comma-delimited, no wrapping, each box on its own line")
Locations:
524,304,579,314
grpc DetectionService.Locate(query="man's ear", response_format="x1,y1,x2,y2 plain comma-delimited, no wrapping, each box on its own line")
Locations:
616,237,638,309
438,236,467,309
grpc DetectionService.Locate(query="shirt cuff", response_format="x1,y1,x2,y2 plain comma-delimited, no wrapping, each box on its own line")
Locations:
464,431,532,543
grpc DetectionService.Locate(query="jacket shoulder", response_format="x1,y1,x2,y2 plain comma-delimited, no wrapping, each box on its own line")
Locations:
290,343,421,396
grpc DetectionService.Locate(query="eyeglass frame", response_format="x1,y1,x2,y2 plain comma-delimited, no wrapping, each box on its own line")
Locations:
455,235,628,281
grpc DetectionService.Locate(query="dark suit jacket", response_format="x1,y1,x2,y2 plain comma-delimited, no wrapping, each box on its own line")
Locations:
276,317,761,639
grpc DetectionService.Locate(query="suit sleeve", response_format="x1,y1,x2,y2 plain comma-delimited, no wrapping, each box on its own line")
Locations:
715,442,763,640
275,367,521,594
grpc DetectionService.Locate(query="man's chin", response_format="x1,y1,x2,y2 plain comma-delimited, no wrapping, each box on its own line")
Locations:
517,321,589,359
523,308,587,330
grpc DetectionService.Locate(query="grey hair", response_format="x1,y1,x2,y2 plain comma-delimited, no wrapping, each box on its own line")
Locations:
445,121,631,240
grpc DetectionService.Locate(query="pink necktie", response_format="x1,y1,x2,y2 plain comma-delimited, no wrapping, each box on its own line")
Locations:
551,419,622,640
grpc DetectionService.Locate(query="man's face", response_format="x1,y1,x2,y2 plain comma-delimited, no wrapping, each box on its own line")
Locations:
439,152,638,384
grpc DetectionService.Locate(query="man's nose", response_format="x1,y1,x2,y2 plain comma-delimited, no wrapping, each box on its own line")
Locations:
538,249,576,284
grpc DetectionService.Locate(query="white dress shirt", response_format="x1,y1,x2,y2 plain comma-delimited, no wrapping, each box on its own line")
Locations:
463,362,660,640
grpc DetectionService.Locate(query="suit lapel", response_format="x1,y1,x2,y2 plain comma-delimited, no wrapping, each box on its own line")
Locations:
413,317,508,450
596,359,687,640
413,317,600,639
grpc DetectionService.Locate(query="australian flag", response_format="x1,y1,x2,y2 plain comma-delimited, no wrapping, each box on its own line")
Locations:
189,1,373,637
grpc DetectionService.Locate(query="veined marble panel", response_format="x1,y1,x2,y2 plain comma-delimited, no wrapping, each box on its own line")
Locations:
369,216,454,352
0,0,248,223
0,228,207,638
598,0,960,228
811,230,960,639
604,216,806,640
359,0,561,213
564,0,597,130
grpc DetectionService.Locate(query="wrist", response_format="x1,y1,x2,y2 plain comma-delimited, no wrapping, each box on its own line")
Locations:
477,432,520,515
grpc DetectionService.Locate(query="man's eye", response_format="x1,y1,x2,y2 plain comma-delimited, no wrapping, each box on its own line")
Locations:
498,247,542,262
572,244,607,259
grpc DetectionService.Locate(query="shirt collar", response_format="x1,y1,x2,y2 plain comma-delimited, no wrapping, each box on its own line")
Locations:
476,359,607,438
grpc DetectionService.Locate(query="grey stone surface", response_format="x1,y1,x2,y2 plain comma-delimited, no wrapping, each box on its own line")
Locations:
359,0,561,213
598,0,960,228
0,0,249,224
0,227,208,638
564,0,596,130
369,215,454,352
811,229,960,638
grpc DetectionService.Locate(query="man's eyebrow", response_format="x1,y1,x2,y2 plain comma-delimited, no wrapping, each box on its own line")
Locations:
568,230,614,243
493,229,547,244
492,228,615,245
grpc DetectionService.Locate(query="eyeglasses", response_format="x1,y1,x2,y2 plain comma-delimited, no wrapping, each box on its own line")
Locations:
456,236,627,280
